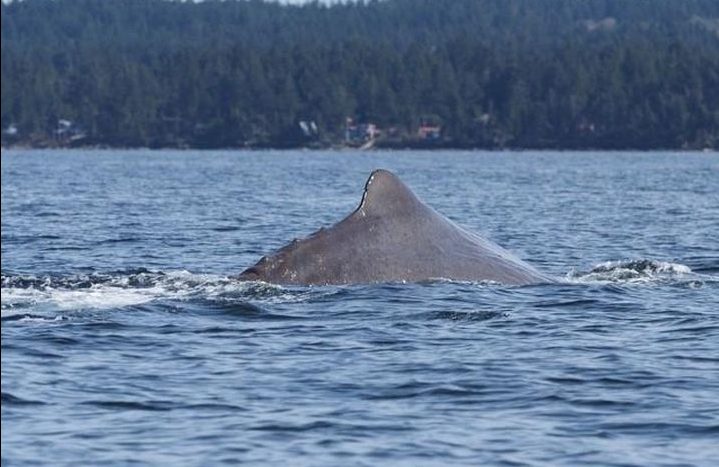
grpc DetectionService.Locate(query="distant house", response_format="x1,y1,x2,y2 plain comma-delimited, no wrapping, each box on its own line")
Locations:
345,118,380,145
583,17,617,32
1,123,20,145
298,120,319,139
3,124,18,136
417,123,441,141
577,119,596,134
55,119,87,143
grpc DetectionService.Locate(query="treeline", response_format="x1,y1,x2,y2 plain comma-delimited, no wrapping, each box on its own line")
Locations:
2,0,719,149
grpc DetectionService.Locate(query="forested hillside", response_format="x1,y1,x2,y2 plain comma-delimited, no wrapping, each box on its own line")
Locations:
2,0,718,149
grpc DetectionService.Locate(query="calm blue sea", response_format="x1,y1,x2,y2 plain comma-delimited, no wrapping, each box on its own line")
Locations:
2,149,718,466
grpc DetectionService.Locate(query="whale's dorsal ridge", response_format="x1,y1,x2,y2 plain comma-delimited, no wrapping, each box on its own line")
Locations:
238,169,550,286
356,169,422,218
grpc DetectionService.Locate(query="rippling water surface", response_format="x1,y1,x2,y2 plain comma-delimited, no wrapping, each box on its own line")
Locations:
2,150,718,466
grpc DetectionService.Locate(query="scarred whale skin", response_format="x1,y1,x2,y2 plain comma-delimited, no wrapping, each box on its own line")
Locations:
238,169,551,286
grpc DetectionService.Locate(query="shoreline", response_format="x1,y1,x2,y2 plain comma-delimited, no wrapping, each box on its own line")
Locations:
0,146,719,154
2,144,717,153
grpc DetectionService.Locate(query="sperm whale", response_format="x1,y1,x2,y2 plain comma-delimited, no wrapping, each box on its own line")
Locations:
238,169,550,286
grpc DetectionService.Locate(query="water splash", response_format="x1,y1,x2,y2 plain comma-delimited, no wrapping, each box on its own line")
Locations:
567,259,697,283
0,269,303,318
3,259,714,320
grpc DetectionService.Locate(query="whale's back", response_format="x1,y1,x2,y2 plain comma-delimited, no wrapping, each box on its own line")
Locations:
239,170,549,286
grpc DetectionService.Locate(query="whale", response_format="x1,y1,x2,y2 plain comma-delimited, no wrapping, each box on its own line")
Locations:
238,169,551,286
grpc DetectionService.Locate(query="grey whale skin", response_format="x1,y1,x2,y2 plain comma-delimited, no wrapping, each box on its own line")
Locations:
238,170,551,286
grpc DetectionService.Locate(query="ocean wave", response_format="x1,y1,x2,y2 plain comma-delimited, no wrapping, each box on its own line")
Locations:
566,259,703,284
0,269,310,317
3,259,714,319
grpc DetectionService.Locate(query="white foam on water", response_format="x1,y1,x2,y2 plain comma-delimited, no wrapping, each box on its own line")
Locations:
1,284,163,318
48,286,164,310
19,315,66,323
1,270,202,317
0,269,323,318
567,259,695,284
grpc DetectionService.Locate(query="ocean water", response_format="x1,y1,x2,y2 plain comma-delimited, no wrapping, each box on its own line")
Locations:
2,149,718,466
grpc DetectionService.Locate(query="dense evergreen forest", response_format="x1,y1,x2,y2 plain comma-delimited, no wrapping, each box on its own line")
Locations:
2,0,719,149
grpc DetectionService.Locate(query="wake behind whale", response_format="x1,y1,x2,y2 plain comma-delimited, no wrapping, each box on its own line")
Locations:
239,170,552,286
